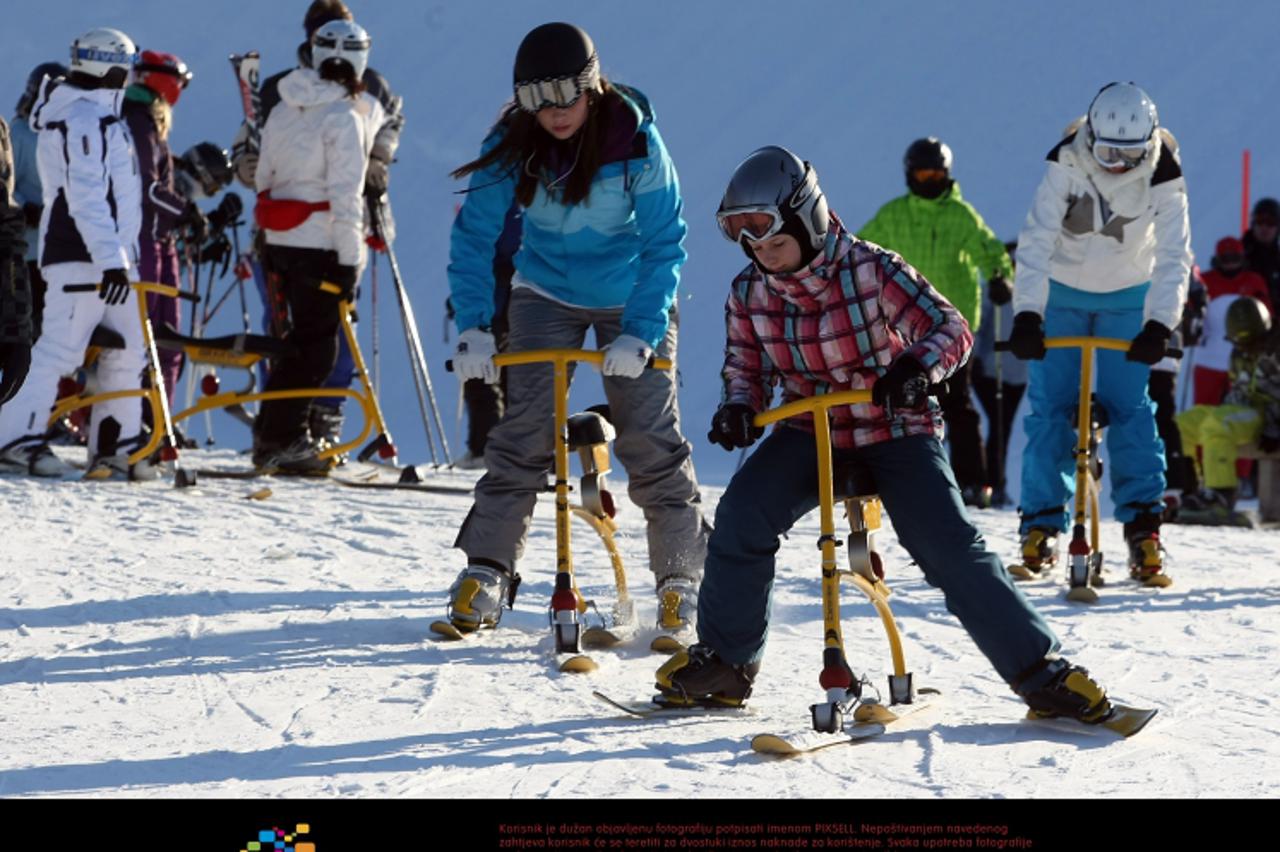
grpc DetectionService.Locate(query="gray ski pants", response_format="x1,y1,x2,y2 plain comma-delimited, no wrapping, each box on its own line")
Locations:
454,287,709,584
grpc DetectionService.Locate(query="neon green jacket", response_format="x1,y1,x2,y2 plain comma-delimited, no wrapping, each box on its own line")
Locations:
857,182,1012,330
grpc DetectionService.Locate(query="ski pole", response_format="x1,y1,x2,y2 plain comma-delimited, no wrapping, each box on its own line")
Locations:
371,248,380,397
371,198,452,465
993,303,1004,499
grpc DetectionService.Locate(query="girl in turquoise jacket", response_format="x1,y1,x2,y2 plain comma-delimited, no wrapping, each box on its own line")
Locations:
442,23,707,643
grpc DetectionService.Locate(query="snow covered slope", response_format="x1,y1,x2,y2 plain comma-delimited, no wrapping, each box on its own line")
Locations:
1,449,1277,798
5,0,1279,485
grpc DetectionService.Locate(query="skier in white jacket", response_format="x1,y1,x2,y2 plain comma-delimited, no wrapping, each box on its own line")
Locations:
1007,82,1191,585
0,28,144,478
252,18,383,473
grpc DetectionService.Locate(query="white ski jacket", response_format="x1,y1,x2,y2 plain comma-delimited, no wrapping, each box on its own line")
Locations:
1013,125,1192,330
30,79,142,281
256,68,383,268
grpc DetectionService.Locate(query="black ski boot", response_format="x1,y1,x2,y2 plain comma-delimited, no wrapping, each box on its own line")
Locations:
1021,661,1113,724
1124,510,1170,586
655,643,759,707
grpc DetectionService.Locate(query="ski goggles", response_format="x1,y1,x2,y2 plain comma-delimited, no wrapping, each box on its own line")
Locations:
514,53,600,113
910,168,948,182
1092,140,1148,169
717,207,784,244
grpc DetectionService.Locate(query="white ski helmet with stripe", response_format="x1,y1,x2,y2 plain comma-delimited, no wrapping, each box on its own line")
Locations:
311,19,371,81
69,27,137,80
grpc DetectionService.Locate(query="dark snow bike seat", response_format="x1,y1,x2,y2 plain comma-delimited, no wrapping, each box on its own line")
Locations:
833,459,878,501
152,322,297,368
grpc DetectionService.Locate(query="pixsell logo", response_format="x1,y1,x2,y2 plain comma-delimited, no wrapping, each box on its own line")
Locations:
239,824,314,852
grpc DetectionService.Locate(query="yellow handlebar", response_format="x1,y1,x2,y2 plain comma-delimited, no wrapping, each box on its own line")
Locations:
1043,336,1132,352
492,348,673,371
754,389,874,428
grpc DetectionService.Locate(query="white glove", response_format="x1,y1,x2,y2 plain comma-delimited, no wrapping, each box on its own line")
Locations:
601,333,653,379
454,328,498,384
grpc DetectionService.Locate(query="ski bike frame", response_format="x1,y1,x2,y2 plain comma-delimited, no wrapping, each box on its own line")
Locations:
438,348,672,673
754,389,923,732
173,283,398,465
50,281,195,487
50,282,399,475
995,336,1180,603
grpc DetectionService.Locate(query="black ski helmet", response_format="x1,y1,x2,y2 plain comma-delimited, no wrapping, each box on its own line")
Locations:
513,22,596,84
17,61,67,118
178,142,233,198
1225,296,1272,346
1252,197,1280,225
904,137,954,199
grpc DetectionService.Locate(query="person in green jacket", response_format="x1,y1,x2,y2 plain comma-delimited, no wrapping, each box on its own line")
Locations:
859,137,1014,507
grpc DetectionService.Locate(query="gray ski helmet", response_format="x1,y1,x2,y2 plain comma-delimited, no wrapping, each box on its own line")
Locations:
1225,296,1272,345
716,146,829,253
514,22,596,84
17,61,67,118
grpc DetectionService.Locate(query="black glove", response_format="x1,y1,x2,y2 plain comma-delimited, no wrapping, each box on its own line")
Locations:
1008,311,1046,360
99,268,131,305
22,202,42,230
988,274,1012,306
327,263,358,299
872,355,930,416
1126,320,1172,365
707,403,763,451
206,192,243,234
179,202,209,246
0,342,31,404
1259,434,1280,454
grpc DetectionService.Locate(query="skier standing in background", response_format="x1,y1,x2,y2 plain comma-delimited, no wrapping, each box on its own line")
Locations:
233,0,405,449
1007,82,1191,585
971,240,1025,507
252,18,384,472
656,145,1121,728
858,137,1014,508
0,28,145,477
1243,198,1280,309
122,50,195,411
444,22,709,644
1,114,32,407
10,62,66,345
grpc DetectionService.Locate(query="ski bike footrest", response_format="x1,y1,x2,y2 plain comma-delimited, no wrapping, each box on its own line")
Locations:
567,410,616,450
152,322,298,362
832,459,878,501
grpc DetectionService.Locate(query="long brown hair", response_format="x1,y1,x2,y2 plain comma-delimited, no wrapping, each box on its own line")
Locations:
451,80,617,207
318,59,366,99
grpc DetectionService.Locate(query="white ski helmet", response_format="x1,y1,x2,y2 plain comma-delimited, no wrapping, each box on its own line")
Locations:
1087,82,1158,168
311,19,371,81
69,27,137,81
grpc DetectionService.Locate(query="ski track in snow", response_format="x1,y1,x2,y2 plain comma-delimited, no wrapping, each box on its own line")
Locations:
1,448,1279,798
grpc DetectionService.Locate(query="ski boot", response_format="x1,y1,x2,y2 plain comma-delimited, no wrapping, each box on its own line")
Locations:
655,643,759,708
1010,526,1058,580
1173,488,1252,528
1021,661,1113,725
444,562,519,634
0,441,70,478
308,405,347,466
961,484,994,509
650,574,697,653
1125,513,1172,587
252,434,335,476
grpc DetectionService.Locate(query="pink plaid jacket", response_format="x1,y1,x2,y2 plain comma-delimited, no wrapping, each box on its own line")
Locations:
722,214,973,448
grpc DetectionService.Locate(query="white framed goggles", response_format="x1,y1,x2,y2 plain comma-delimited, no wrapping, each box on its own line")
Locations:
1092,139,1147,169
515,53,599,113
717,206,784,244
